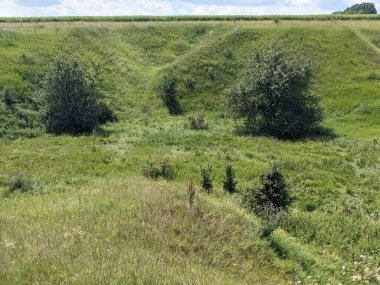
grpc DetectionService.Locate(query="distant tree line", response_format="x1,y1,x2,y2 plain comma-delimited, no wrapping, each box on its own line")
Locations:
334,2,377,15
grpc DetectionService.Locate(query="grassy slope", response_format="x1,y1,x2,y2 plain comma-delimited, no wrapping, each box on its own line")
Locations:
0,21,379,284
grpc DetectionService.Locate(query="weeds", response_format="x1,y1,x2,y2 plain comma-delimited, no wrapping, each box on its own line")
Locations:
185,113,208,130
142,159,177,180
4,173,36,196
187,178,196,206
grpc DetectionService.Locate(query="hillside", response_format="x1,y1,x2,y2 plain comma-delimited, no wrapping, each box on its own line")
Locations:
0,20,379,284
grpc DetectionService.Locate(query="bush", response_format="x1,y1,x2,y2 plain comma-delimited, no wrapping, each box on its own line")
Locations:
223,164,237,193
43,58,108,134
200,164,213,193
185,113,208,130
228,44,323,139
242,165,291,215
157,70,182,116
142,159,176,180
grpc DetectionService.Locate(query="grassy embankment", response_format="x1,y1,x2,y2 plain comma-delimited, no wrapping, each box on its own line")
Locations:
0,20,379,284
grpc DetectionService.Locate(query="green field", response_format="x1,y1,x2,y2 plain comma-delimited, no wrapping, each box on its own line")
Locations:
0,19,379,284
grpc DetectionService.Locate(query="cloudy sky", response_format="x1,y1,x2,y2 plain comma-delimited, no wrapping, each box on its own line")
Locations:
0,0,378,17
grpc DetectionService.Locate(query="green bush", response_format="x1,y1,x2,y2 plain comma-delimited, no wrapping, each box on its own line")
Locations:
142,159,177,180
157,70,181,116
185,113,208,130
223,164,237,194
228,44,323,139
43,58,110,135
200,164,213,193
242,165,291,215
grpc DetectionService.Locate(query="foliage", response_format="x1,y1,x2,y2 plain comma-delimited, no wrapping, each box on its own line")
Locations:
223,164,237,194
43,58,104,134
185,113,208,130
1,21,380,285
334,2,377,14
142,159,177,180
200,164,213,193
228,44,323,139
2,87,19,107
243,165,291,215
157,70,182,115
187,179,196,206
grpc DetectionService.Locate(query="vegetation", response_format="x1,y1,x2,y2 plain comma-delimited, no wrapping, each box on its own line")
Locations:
2,15,380,23
243,165,291,215
185,113,208,130
142,158,177,180
334,2,377,15
223,164,237,194
43,58,104,134
228,44,323,139
200,164,213,193
0,20,379,284
157,70,182,115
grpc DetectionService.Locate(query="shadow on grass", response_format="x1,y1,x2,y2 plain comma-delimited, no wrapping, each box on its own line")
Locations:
234,124,337,142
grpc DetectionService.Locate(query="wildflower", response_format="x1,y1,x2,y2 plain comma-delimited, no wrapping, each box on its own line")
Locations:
352,274,362,281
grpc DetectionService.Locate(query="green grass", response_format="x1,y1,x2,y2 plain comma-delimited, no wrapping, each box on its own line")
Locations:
0,20,380,284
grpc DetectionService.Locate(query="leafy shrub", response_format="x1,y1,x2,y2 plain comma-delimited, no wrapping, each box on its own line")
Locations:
157,70,181,116
185,113,208,130
200,164,213,193
223,164,237,194
142,159,176,180
242,165,291,215
228,44,323,139
43,58,110,135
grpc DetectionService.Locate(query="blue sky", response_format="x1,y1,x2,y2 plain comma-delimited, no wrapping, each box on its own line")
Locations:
0,0,378,17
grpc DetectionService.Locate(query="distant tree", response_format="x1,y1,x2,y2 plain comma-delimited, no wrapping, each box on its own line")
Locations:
334,2,377,14
157,69,182,115
43,58,110,135
228,44,323,139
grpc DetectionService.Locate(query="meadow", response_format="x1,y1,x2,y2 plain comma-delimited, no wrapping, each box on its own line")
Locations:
0,19,379,284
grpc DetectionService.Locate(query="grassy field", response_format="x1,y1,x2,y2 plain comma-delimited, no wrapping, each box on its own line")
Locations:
0,20,379,284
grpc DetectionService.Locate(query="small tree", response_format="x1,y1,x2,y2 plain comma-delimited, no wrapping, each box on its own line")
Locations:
243,165,291,215
228,44,323,139
157,70,182,116
200,164,213,193
43,58,102,134
223,164,237,193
